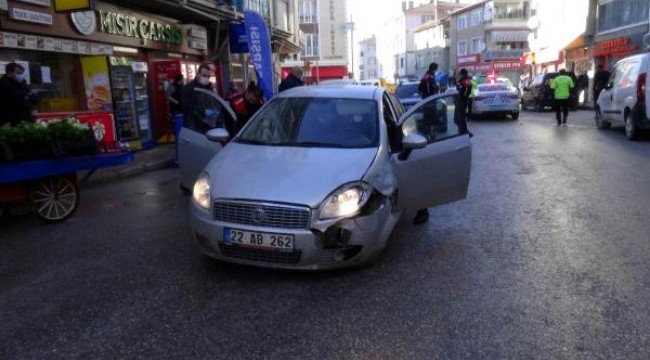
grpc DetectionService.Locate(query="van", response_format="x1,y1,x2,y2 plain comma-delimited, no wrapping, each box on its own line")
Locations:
595,53,650,140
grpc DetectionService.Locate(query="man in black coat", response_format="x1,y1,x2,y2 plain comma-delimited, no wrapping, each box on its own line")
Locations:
593,64,611,105
278,66,304,92
0,62,38,126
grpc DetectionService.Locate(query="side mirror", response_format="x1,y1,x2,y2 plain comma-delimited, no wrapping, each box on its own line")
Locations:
398,133,428,161
206,128,230,143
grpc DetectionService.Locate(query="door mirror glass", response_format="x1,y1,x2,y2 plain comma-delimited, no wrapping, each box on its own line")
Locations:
402,133,427,149
206,128,230,143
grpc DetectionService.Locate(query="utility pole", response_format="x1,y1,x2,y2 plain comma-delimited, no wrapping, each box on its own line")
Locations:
347,15,355,80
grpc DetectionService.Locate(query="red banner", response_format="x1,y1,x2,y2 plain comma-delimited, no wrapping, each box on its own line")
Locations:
35,111,117,150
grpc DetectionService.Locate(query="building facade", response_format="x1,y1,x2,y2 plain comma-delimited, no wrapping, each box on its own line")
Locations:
358,36,378,81
450,0,531,84
280,0,350,84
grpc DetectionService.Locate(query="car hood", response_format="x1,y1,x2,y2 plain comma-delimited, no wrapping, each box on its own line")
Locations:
205,143,379,207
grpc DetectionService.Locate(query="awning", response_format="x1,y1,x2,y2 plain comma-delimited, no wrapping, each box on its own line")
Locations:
491,31,530,43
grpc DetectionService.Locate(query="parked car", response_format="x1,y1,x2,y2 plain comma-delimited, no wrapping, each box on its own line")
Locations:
189,85,472,270
595,53,650,140
394,81,421,111
471,83,520,120
520,72,578,111
178,88,237,193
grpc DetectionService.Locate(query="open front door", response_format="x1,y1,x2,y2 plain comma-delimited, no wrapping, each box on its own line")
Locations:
394,93,472,211
179,88,236,190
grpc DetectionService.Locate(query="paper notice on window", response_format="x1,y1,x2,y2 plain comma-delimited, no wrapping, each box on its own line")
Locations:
0,61,8,75
41,66,51,83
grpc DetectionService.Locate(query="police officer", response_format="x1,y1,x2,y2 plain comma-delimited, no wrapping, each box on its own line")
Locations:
551,69,575,126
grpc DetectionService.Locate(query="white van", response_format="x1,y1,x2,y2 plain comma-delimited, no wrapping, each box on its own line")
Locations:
595,53,650,140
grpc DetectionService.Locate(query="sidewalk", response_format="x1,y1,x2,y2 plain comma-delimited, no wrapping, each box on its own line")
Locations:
79,144,177,186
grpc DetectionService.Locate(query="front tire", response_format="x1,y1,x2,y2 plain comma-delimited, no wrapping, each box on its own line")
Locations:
595,107,611,129
511,112,519,120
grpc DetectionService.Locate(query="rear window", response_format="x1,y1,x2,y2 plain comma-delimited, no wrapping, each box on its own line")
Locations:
478,84,509,92
395,83,420,99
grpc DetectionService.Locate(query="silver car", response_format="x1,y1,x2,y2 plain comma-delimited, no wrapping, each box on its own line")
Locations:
471,83,520,120
190,85,472,270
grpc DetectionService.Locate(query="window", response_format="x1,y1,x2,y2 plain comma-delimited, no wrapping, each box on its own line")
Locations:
299,0,317,23
301,33,319,57
422,15,435,23
494,41,526,50
493,2,528,21
401,96,460,143
457,40,468,56
598,0,649,33
457,15,467,30
470,9,482,26
185,89,235,134
471,37,484,53
369,70,376,78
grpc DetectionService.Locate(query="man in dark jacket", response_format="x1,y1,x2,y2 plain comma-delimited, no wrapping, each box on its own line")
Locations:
593,64,611,105
179,64,213,125
0,62,38,126
278,66,304,92
418,62,440,98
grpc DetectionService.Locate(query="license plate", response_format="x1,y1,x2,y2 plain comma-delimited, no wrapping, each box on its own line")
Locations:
224,228,295,250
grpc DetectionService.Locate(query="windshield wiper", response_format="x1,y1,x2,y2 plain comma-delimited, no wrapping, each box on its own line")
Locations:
236,139,268,145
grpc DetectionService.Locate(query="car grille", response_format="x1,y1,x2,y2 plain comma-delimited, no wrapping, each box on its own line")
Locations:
218,244,302,264
213,201,311,229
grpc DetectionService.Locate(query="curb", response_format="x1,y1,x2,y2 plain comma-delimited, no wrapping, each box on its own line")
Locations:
80,157,175,187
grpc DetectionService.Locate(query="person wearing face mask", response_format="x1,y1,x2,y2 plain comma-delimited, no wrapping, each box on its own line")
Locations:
228,81,264,132
179,63,213,125
0,62,39,127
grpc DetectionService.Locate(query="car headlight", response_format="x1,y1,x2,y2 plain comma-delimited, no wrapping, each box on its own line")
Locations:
193,172,211,210
319,182,372,220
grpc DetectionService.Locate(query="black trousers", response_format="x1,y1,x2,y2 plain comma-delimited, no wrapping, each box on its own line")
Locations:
554,99,570,125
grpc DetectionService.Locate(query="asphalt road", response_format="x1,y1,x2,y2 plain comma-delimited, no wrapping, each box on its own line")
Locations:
1,109,649,359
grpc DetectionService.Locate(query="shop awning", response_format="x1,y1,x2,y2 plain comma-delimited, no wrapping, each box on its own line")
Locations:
491,31,530,43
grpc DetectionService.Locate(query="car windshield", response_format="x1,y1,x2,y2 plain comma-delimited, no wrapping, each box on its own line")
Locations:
395,83,420,99
237,97,379,148
496,78,514,88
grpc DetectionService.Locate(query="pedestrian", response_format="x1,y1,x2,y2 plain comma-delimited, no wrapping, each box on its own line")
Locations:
229,81,264,132
278,66,304,92
165,74,184,117
179,63,213,123
551,68,575,126
413,62,441,225
0,62,39,127
418,62,440,99
455,68,472,134
593,64,611,105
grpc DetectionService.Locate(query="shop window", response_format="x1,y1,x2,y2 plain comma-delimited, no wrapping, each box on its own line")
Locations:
0,49,81,113
598,0,649,33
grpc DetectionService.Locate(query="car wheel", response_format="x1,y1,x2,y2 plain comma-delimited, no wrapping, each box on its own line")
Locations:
29,176,79,223
594,107,610,129
511,112,519,120
625,112,639,140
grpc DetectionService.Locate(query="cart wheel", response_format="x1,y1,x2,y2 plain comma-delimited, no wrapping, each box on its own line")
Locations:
29,176,79,223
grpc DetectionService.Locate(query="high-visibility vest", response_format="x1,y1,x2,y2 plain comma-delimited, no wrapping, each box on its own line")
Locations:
470,78,478,98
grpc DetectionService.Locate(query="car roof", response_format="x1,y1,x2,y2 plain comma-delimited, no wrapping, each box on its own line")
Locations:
275,85,382,100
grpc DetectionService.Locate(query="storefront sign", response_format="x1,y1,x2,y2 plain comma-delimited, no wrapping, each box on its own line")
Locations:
187,26,207,39
98,10,183,45
10,7,54,25
54,0,92,12
188,39,207,50
81,56,113,112
464,61,523,72
482,50,523,61
17,0,52,7
457,54,480,65
0,31,113,56
71,11,97,35
594,37,638,57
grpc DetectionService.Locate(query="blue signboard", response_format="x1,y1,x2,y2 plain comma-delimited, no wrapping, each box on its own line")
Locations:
229,24,249,54
244,10,274,100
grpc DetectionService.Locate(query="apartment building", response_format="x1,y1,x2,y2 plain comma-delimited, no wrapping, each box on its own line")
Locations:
281,0,350,83
358,36,379,81
450,0,531,84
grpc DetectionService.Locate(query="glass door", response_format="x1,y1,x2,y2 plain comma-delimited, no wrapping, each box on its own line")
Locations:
110,66,139,141
133,66,152,143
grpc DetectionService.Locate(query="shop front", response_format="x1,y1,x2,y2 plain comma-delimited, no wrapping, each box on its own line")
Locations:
593,34,644,71
0,1,207,150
